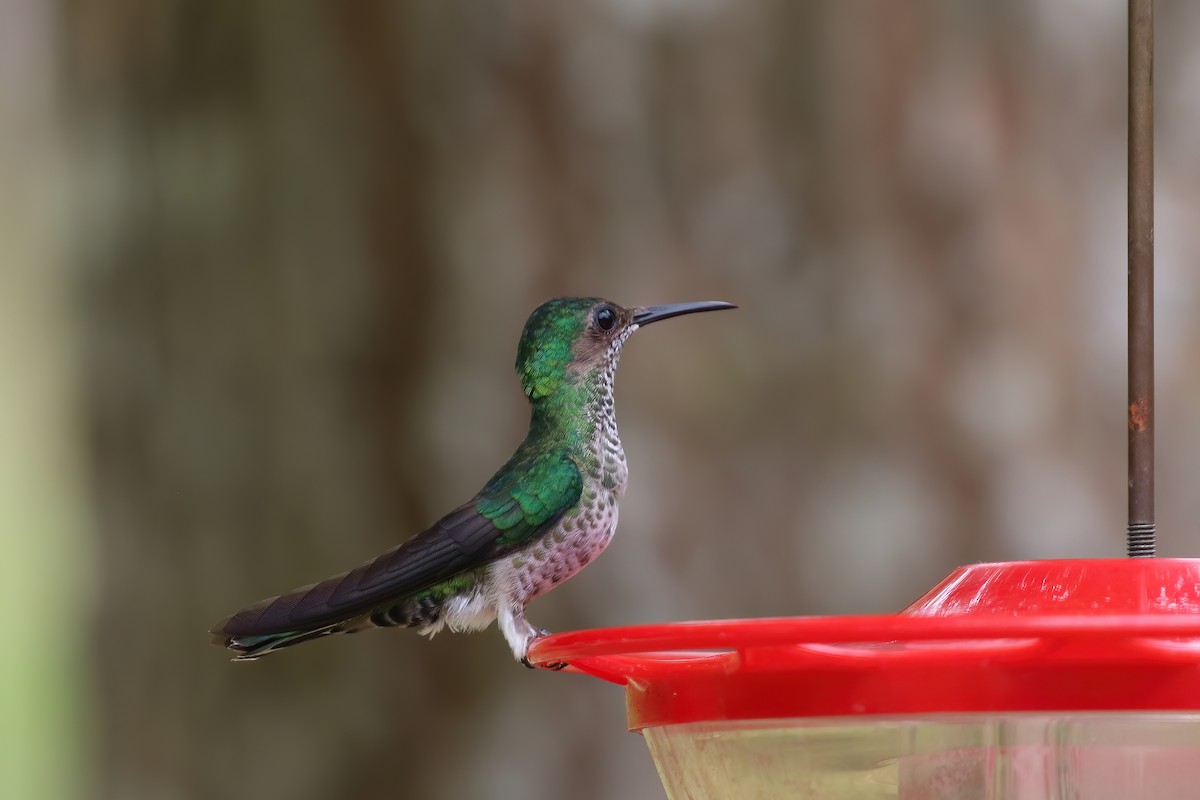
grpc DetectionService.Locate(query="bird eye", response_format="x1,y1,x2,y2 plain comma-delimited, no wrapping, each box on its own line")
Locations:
595,306,617,332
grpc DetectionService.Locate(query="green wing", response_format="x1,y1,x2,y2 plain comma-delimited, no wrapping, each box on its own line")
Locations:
476,450,584,550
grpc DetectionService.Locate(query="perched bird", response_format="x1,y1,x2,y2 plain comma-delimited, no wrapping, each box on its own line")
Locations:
210,296,734,666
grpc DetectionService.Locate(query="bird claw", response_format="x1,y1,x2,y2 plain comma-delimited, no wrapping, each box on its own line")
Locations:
521,656,568,671
519,629,568,670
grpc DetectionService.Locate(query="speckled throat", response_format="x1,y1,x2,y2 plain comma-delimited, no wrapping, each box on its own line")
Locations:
587,337,630,496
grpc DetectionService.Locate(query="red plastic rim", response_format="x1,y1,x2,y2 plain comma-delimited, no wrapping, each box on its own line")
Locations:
526,559,1200,730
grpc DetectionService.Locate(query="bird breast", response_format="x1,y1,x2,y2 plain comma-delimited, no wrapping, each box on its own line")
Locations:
488,369,629,605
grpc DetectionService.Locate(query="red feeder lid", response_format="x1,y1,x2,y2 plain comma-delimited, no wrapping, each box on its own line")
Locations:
527,559,1200,730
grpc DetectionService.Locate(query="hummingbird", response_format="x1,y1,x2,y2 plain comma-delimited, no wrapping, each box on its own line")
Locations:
210,296,734,667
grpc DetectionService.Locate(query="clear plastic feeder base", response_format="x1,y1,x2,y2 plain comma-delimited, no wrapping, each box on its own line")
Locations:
529,560,1200,799
645,714,1200,800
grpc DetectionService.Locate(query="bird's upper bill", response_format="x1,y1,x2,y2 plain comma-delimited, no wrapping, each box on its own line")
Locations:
632,301,737,327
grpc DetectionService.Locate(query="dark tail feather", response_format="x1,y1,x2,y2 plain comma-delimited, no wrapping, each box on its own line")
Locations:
208,519,483,660
209,579,375,660
209,580,419,660
210,501,500,660
208,569,360,660
210,622,348,661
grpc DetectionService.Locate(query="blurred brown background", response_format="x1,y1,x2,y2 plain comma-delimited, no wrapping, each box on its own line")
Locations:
6,1,1200,798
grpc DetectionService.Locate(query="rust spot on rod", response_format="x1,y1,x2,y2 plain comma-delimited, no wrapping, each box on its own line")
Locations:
1128,398,1151,432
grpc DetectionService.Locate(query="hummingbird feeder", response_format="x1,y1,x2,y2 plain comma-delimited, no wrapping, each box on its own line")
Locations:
528,2,1200,797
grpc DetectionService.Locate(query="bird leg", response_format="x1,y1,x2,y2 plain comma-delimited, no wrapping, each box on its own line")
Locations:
500,607,568,670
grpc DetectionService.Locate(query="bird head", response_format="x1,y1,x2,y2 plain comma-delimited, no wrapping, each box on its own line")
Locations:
515,296,735,400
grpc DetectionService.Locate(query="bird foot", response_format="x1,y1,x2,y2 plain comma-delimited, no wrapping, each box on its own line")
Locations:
520,629,568,670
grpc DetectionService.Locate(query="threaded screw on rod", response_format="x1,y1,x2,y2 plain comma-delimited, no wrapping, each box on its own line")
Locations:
1127,522,1156,558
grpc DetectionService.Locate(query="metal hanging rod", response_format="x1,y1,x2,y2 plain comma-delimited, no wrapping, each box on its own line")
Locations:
1127,0,1155,558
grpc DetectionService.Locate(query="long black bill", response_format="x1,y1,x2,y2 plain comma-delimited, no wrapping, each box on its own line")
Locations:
632,301,736,327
